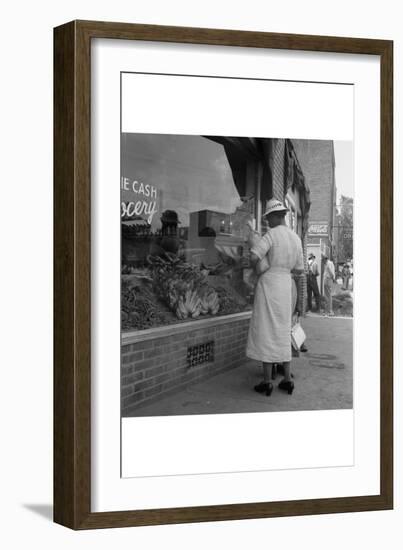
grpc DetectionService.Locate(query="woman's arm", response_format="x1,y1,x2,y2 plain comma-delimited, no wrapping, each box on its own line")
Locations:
247,228,261,249
245,224,272,275
249,250,260,267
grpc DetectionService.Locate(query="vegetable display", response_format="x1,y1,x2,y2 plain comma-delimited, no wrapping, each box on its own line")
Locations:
148,253,220,320
121,282,166,330
215,285,247,315
121,253,251,331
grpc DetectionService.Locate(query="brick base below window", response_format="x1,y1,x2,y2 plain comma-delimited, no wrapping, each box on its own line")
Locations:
121,318,250,415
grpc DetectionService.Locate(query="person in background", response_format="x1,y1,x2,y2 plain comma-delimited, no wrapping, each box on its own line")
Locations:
245,199,305,396
342,262,351,290
322,255,336,316
150,210,181,257
307,253,320,312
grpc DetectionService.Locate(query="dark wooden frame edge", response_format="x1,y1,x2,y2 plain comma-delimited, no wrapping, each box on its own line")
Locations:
54,20,393,530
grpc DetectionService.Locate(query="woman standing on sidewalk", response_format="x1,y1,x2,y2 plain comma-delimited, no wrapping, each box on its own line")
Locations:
245,199,304,396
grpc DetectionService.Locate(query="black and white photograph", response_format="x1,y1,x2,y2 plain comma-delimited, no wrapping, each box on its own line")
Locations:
120,133,354,418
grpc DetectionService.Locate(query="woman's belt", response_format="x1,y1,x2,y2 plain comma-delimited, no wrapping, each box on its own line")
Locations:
267,266,291,274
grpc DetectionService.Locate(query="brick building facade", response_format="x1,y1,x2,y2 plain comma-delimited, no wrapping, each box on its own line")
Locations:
292,139,336,288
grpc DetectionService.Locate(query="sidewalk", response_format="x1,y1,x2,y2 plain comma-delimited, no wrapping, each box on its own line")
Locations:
128,315,353,417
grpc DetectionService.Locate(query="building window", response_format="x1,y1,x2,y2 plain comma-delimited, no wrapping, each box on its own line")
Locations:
121,134,257,332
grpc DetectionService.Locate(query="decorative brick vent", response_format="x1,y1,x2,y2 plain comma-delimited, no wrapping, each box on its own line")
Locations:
187,341,215,368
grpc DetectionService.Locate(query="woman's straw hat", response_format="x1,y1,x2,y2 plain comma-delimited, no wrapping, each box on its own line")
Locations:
263,198,289,217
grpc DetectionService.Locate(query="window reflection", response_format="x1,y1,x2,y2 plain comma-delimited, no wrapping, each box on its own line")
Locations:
121,134,255,331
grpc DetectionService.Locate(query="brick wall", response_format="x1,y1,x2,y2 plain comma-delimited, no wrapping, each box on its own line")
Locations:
291,140,335,222
291,139,336,303
121,317,250,415
291,139,335,255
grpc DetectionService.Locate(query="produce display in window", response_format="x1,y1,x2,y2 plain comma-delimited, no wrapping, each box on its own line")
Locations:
121,238,250,331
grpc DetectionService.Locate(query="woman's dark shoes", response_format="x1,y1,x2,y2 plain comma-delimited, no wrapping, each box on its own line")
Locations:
300,343,308,352
254,381,273,396
278,380,295,395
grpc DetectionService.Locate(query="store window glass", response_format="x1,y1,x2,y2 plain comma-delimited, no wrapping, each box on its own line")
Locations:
285,201,295,232
285,193,302,236
121,134,256,332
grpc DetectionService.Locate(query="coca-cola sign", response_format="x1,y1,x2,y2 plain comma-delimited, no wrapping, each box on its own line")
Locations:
308,222,329,236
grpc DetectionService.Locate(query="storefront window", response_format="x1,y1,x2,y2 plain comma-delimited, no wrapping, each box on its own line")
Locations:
121,134,256,332
284,198,294,232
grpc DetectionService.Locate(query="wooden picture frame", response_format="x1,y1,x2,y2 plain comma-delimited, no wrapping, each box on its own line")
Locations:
54,20,393,529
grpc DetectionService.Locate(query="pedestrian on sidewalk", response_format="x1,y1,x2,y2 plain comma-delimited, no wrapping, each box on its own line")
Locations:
322,255,336,316
245,199,305,396
307,253,320,311
342,262,351,290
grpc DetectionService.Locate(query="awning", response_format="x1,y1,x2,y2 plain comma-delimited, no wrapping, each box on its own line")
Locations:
284,139,311,236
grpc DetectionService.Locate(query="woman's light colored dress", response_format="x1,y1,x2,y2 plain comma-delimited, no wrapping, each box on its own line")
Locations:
246,225,304,363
